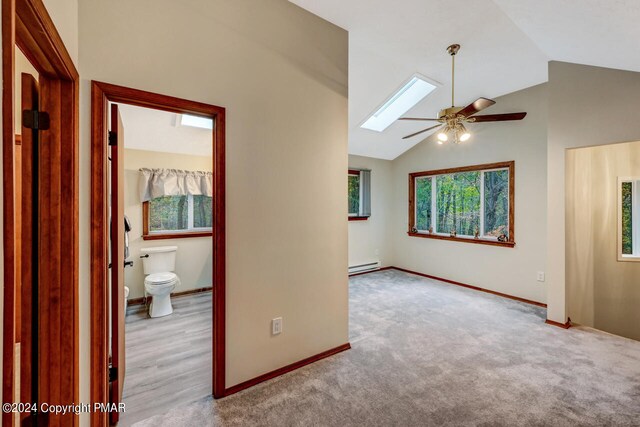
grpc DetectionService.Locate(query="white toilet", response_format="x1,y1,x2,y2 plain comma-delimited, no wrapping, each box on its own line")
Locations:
140,246,180,318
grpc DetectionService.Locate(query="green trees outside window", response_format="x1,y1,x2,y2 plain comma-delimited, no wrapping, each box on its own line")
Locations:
412,163,512,242
484,169,509,237
436,171,481,235
193,195,213,228
348,174,360,215
149,194,213,232
150,196,189,231
415,177,432,230
621,181,633,255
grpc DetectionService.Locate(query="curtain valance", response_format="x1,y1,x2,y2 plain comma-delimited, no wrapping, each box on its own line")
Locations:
139,168,213,202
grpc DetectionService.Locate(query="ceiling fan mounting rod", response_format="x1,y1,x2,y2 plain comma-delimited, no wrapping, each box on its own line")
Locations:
447,44,460,108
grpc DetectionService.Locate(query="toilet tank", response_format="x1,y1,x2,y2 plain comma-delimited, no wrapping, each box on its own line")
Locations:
140,246,177,274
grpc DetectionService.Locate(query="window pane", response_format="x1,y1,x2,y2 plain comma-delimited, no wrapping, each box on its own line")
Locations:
415,177,432,230
149,196,188,231
436,171,480,235
193,195,213,228
348,175,360,214
484,169,509,238
622,181,633,255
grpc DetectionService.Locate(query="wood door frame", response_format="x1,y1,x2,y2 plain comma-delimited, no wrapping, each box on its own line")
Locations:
90,81,226,426
2,0,79,426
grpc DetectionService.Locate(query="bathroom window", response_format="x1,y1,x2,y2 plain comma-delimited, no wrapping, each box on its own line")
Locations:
143,194,212,240
618,177,640,261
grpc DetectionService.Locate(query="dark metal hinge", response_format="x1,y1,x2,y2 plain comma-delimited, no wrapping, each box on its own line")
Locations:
22,110,50,131
109,365,117,382
108,131,117,146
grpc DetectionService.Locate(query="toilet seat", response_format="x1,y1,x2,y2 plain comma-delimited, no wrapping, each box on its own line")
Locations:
145,272,177,286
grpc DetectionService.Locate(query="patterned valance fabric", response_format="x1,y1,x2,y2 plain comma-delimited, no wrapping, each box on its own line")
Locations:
139,168,213,202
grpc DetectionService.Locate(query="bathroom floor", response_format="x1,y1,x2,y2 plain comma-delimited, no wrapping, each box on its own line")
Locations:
119,291,212,426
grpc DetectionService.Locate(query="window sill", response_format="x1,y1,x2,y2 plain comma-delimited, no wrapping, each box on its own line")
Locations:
348,216,370,221
142,231,213,240
407,231,515,248
617,255,640,262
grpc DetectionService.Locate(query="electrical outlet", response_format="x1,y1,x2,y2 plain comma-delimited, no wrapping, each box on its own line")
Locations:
272,317,282,335
536,271,545,282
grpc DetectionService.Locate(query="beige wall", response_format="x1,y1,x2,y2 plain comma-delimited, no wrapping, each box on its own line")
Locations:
79,0,348,388
566,141,640,341
546,61,640,323
348,155,393,268
390,83,548,303
124,149,213,299
42,0,78,65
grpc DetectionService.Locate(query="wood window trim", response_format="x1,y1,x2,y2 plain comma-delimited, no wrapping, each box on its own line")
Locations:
3,1,80,426
90,81,226,426
407,161,515,248
141,200,213,240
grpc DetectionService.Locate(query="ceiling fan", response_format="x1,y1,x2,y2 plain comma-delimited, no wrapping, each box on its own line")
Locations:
399,44,527,143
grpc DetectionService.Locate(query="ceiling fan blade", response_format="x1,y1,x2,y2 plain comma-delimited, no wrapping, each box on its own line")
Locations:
402,124,442,140
398,117,441,121
468,112,527,122
457,97,496,117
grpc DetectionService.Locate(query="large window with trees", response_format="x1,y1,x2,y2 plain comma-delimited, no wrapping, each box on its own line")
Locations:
618,177,640,261
408,161,515,247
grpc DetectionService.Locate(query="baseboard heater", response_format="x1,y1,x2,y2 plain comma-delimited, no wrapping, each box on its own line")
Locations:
349,261,380,275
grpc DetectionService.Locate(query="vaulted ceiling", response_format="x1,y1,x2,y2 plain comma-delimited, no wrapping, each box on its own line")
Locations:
116,103,212,157
289,0,640,159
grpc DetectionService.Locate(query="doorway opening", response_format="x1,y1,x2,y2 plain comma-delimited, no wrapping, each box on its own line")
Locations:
90,82,225,426
113,102,215,425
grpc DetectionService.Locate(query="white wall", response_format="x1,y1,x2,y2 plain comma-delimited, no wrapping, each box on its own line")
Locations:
566,141,640,341
79,0,348,388
348,155,393,268
546,61,640,323
124,149,213,299
390,83,548,304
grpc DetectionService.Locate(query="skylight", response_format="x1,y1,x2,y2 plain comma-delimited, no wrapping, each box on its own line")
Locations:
180,114,213,130
361,75,437,132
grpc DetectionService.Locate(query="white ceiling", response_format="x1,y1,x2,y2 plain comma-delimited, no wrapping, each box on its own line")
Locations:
289,0,640,160
115,103,212,157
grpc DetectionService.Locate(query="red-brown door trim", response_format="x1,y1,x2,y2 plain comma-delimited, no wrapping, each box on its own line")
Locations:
90,81,226,426
2,0,79,426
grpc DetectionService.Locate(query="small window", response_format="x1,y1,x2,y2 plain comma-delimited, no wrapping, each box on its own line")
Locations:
409,162,514,247
143,194,212,240
348,172,360,215
179,114,213,129
348,169,371,221
618,178,640,261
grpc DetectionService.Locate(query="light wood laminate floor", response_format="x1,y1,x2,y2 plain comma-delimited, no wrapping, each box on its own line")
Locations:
119,292,212,426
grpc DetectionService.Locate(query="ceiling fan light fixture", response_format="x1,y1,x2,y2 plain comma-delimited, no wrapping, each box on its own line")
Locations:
398,43,527,142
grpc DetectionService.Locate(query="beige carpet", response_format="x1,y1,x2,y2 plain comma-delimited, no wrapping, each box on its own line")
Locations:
133,269,640,426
